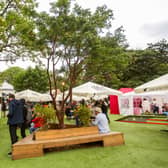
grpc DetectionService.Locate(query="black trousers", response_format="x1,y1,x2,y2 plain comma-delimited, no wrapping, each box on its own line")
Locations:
9,124,18,144
103,112,110,123
20,123,26,138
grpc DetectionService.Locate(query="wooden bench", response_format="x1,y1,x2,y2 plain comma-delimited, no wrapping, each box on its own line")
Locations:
12,126,125,160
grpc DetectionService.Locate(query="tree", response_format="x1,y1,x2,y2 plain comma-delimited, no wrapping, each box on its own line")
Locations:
122,39,168,87
0,66,25,84
83,29,129,89
147,39,168,64
26,0,114,128
13,66,48,92
0,0,37,61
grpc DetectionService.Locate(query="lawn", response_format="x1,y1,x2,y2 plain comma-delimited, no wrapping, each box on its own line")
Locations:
0,115,168,168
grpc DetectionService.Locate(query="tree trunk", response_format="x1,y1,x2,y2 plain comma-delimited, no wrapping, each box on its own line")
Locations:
59,112,65,128
70,87,72,103
56,110,65,128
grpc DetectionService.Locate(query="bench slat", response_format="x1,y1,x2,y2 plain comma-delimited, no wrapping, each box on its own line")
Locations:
34,126,99,140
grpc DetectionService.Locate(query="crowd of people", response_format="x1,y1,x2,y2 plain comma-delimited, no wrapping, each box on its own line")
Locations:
65,98,110,126
141,98,168,115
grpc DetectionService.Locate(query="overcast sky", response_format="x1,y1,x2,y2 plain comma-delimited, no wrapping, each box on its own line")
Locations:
36,0,168,49
1,0,168,71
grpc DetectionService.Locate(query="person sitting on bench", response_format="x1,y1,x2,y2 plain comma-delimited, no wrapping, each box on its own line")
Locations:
29,112,45,133
92,107,110,134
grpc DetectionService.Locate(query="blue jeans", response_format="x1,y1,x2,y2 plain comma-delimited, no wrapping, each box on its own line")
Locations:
29,127,38,133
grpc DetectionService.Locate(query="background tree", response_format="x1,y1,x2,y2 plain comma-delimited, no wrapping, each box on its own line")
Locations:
83,28,129,89
0,66,24,84
13,66,48,92
147,39,168,64
122,39,168,87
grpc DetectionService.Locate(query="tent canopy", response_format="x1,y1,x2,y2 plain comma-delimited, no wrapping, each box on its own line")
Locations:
1,80,14,90
71,82,122,98
0,80,15,95
134,73,168,93
123,90,168,97
15,89,52,102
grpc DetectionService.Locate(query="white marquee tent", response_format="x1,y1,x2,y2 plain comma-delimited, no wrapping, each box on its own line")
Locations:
0,80,15,96
71,82,122,99
56,93,89,101
135,73,168,93
40,93,52,102
15,89,52,102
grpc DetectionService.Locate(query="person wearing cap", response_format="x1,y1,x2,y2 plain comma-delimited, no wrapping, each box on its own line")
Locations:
92,107,110,134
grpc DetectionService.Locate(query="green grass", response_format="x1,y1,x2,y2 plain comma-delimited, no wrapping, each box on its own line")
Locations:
0,115,168,168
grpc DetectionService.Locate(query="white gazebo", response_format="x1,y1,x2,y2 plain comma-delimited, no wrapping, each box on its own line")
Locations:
0,80,15,96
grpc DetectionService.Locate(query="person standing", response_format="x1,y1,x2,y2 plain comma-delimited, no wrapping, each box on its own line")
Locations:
142,98,151,113
19,99,28,138
7,94,24,156
100,100,110,123
26,101,33,127
151,98,159,114
1,98,7,118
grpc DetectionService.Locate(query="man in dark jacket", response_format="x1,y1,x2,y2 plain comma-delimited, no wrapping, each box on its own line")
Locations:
19,98,28,138
100,100,110,123
7,94,24,156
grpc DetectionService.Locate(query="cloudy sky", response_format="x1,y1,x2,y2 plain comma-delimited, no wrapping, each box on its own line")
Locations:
1,0,168,71
36,0,168,49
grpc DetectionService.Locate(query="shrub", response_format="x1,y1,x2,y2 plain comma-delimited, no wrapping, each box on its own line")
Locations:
74,105,91,127
34,104,56,124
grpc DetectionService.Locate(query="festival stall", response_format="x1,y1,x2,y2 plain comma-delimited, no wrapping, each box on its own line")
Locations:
71,82,122,114
120,73,168,115
120,91,168,115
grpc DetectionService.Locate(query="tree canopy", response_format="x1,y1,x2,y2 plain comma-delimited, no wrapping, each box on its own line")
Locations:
0,0,37,61
121,39,168,87
83,29,129,89
0,66,24,84
0,66,48,92
13,66,48,92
